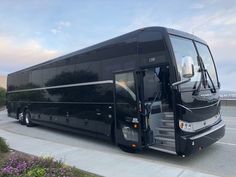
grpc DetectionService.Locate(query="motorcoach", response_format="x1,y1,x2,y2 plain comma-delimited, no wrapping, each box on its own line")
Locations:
6,27,225,156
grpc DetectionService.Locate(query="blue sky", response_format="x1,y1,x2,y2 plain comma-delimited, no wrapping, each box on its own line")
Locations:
0,0,236,91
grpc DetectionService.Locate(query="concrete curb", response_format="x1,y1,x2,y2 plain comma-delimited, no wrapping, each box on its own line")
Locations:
0,107,6,111
0,129,218,177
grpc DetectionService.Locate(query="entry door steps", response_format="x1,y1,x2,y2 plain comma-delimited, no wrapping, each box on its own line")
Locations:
158,112,174,128
155,133,174,139
149,144,176,154
154,136,175,147
156,127,175,137
160,119,174,128
163,112,174,119
149,111,176,154
150,134,176,154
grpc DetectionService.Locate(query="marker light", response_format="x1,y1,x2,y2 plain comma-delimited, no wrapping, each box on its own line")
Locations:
179,120,194,132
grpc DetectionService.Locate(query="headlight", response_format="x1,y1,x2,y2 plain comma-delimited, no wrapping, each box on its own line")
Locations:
179,113,220,132
179,120,195,132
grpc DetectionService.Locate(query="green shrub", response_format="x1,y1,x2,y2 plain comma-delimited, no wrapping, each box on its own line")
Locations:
25,167,46,177
0,137,9,153
0,87,6,107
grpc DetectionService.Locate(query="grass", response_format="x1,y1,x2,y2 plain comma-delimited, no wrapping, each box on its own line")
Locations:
0,137,10,172
0,87,6,108
0,152,10,168
0,137,9,153
0,137,98,177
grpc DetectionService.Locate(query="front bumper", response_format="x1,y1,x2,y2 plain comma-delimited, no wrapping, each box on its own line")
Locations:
178,119,225,156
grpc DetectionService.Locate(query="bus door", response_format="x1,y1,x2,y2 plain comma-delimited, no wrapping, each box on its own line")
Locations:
138,66,176,153
114,71,142,150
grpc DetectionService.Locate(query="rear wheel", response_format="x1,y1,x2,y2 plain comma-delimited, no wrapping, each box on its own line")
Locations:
18,110,25,125
24,110,34,127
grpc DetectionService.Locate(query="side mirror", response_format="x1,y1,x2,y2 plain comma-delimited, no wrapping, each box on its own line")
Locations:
182,56,194,78
172,56,194,88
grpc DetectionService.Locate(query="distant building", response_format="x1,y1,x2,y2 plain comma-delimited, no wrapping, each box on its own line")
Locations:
0,75,7,89
220,91,236,100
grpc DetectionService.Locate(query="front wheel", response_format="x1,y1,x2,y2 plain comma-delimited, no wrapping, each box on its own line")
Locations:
118,145,137,153
24,110,34,127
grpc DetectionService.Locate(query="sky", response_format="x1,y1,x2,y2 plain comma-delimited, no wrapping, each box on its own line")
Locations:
0,0,236,91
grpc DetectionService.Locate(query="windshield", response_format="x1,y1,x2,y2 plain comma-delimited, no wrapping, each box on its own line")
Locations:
195,42,218,86
170,35,218,91
170,35,201,89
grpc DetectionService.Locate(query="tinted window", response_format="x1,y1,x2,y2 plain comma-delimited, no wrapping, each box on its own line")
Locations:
56,60,75,79
32,68,43,87
139,31,165,54
42,64,57,86
46,83,113,103
115,72,136,105
143,67,161,102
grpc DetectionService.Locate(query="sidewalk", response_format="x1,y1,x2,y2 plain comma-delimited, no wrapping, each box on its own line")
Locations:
0,129,217,177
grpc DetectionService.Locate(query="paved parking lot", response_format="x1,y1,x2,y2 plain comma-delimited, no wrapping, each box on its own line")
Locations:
0,106,235,177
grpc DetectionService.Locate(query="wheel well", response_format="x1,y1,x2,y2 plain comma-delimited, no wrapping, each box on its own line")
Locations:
111,121,116,144
23,107,28,113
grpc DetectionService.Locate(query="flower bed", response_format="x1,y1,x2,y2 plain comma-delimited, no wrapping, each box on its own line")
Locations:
0,137,97,177
0,151,97,177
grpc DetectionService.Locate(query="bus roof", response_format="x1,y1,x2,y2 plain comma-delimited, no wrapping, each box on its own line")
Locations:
8,26,207,75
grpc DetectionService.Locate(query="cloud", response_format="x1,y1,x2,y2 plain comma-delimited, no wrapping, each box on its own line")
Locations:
51,21,71,34
58,21,71,28
169,9,236,91
218,70,236,91
120,6,236,91
117,6,236,64
190,3,205,9
51,28,60,34
0,35,60,73
117,11,159,35
153,7,236,63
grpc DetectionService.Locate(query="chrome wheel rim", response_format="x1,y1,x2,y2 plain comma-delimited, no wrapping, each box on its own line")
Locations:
19,112,23,121
25,113,29,124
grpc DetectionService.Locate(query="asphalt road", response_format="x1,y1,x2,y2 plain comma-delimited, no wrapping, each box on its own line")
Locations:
0,106,235,177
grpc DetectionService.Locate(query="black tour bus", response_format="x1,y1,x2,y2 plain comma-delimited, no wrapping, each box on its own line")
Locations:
6,27,225,156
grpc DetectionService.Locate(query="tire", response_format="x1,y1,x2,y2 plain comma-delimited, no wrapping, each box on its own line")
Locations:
24,110,34,127
18,111,25,125
118,145,137,153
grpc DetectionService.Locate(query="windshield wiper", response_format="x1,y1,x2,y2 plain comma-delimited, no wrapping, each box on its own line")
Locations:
193,56,216,95
205,68,216,93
